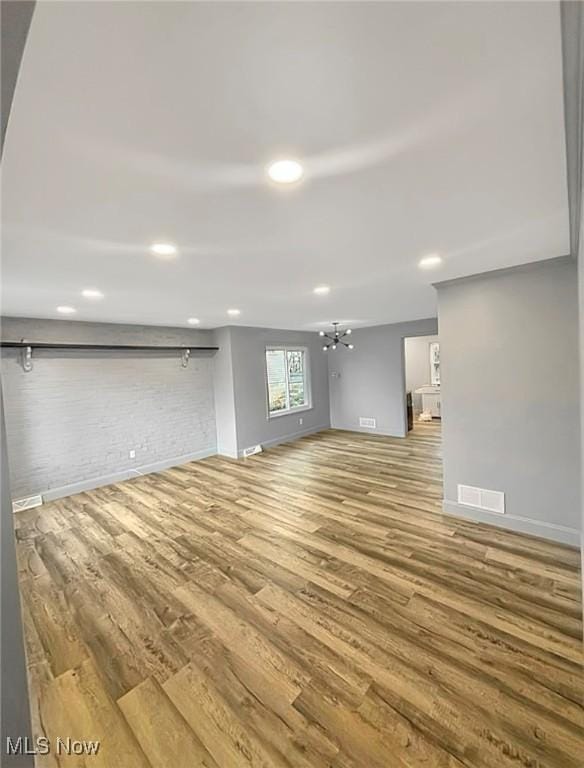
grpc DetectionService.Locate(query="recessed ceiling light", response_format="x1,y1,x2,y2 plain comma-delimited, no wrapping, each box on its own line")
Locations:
56,305,76,315
81,288,104,299
419,253,442,269
227,308,241,317
267,159,303,184
150,242,177,257
313,285,330,295
187,317,200,325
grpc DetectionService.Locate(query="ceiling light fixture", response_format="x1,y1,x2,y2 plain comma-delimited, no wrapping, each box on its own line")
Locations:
267,159,303,184
187,317,200,325
227,308,241,317
150,243,177,257
418,253,442,269
313,285,330,295
56,305,76,315
320,322,354,351
81,288,103,299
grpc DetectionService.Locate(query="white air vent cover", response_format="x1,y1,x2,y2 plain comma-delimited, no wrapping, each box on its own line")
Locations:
12,495,43,513
359,417,376,429
242,444,263,458
457,484,505,514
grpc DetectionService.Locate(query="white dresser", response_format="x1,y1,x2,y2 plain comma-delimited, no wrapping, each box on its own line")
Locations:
415,386,441,418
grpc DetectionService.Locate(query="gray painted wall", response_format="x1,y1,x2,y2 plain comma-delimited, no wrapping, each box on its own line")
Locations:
226,325,330,455
328,319,438,437
404,334,439,412
1,4,36,762
560,0,583,621
1,380,33,765
1,318,217,499
1,1,35,153
1,319,331,496
437,258,580,545
579,196,584,594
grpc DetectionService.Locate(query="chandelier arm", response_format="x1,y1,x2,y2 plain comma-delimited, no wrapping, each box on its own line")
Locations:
320,324,355,350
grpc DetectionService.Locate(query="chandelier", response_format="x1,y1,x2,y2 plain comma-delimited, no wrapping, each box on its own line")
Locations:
319,322,354,351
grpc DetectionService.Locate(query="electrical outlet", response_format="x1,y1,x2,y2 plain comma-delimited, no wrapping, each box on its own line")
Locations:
129,449,136,459
298,417,303,425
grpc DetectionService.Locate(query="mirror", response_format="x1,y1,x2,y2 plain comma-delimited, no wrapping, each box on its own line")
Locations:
430,342,440,386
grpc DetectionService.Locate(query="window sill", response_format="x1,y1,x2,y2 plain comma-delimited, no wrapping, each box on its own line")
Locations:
268,405,313,420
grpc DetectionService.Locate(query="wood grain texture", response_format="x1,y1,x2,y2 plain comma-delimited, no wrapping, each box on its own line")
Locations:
14,423,583,767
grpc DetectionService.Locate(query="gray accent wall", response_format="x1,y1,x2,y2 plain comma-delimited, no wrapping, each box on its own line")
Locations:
1,318,217,499
213,325,330,457
561,0,583,262
1,1,35,153
580,196,584,596
560,0,583,617
1,319,331,494
329,319,438,437
1,380,33,765
436,258,580,545
1,4,36,762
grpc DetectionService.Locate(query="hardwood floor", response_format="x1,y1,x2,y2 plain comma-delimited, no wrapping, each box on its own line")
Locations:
14,423,583,767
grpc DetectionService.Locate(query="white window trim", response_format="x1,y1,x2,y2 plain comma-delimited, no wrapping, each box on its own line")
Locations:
265,345,312,419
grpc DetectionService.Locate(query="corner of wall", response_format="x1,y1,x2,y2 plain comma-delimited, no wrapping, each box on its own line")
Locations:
442,499,580,548
210,327,239,458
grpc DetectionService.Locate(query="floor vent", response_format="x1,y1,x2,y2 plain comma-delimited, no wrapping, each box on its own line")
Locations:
359,417,376,429
457,484,505,514
12,494,43,513
242,444,263,458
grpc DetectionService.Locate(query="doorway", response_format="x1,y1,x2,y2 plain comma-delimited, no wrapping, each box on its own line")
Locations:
404,334,441,430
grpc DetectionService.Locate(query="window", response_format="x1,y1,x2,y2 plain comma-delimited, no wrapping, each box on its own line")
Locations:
265,346,310,416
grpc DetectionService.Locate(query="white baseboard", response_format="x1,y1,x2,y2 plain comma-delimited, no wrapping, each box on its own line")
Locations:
330,424,406,439
237,423,330,458
39,447,217,502
442,499,580,547
216,447,239,459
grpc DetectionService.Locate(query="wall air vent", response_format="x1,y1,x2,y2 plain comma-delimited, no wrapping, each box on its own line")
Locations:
457,484,505,515
359,417,376,429
242,444,263,458
12,494,43,513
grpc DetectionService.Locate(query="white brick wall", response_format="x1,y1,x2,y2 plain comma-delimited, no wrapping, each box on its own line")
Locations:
1,319,217,498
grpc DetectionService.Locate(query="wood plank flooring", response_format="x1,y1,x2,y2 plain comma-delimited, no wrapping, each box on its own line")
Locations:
14,423,583,767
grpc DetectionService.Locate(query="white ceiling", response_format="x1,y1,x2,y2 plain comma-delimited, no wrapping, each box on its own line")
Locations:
1,1,569,330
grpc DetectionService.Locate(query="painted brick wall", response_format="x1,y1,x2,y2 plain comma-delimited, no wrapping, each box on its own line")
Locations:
1,318,217,498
